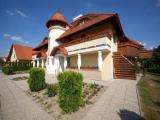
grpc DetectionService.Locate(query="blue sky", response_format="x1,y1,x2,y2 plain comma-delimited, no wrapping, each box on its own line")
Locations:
0,0,160,57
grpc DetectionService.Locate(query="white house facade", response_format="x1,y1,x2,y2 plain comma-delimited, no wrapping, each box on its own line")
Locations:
31,11,139,80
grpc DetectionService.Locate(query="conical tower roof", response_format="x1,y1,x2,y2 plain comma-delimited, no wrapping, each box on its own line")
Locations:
46,11,68,28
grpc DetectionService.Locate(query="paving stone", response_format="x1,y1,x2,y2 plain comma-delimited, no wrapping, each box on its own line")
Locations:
0,73,141,120
0,73,54,120
82,79,141,120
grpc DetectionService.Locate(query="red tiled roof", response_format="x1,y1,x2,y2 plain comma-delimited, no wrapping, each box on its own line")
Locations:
57,13,116,40
46,11,68,28
139,50,153,59
40,52,47,58
34,51,47,58
33,37,48,50
32,51,39,55
50,46,68,56
8,44,33,61
121,36,144,48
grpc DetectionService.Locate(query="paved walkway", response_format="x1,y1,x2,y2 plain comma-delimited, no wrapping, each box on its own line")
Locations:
0,73,54,120
0,72,141,120
83,79,141,120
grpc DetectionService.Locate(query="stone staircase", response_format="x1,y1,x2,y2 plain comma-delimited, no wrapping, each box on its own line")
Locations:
113,52,136,80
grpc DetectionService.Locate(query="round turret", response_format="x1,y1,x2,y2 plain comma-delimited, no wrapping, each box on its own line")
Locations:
46,11,68,28
46,11,68,75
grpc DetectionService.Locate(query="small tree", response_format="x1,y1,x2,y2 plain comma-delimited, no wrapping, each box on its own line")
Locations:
28,68,46,92
144,45,160,74
57,71,84,113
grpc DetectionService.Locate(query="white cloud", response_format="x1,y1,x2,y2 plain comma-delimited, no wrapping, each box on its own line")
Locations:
6,10,14,16
3,33,29,44
5,9,28,18
15,9,28,18
3,33,11,37
11,36,22,41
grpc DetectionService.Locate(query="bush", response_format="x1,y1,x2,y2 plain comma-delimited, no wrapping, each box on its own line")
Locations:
2,66,14,75
57,71,83,113
5,61,33,72
47,83,59,97
28,68,46,92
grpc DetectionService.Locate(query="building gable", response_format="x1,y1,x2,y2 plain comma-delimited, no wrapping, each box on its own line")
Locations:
7,44,33,61
10,47,18,62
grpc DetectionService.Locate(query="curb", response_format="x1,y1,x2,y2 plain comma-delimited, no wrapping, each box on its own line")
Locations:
136,74,145,119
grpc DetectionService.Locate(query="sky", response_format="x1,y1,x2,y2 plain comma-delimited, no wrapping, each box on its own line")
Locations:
0,0,160,57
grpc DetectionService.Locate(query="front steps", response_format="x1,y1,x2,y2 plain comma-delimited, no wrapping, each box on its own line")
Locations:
113,52,136,80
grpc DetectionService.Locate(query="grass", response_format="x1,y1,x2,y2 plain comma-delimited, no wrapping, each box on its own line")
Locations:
137,74,160,120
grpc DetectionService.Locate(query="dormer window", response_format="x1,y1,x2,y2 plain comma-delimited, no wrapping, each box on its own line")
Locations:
78,18,90,26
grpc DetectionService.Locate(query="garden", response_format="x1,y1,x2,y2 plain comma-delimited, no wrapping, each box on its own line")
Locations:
26,68,106,120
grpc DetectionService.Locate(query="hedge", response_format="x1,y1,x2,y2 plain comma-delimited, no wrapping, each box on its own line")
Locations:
2,66,14,75
5,61,33,72
28,68,46,92
57,71,84,113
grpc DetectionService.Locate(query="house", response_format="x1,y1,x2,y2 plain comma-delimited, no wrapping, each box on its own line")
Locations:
7,44,33,62
32,11,145,80
8,11,149,80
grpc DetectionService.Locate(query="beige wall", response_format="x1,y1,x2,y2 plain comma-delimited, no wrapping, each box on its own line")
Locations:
70,55,77,67
81,53,97,67
10,47,18,62
69,53,98,67
69,52,114,80
101,52,113,80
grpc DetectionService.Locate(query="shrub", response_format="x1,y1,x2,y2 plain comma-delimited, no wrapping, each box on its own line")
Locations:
57,71,84,113
5,61,33,72
2,66,14,75
28,68,46,92
47,83,59,97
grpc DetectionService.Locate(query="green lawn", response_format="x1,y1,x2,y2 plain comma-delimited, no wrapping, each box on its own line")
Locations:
138,73,160,120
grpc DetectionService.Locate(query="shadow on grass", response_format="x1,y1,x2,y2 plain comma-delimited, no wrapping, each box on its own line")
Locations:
118,109,145,120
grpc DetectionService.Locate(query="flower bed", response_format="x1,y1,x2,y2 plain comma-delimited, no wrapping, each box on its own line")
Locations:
26,82,106,120
12,76,28,81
